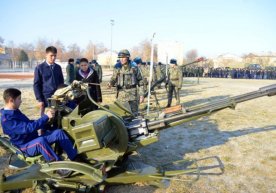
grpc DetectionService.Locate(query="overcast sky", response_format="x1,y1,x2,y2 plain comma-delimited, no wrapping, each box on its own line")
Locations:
1,0,275,57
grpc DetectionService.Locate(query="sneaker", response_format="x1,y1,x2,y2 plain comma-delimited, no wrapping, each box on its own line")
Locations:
56,169,73,178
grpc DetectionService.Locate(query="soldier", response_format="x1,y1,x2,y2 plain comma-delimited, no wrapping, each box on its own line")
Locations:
166,59,183,107
65,58,75,84
134,57,149,94
74,58,81,80
91,59,103,83
108,49,144,116
155,62,165,89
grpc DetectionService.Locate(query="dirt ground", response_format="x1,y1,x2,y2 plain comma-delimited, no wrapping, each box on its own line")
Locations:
0,77,276,193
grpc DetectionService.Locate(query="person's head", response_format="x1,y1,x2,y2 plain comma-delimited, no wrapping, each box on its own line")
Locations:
3,88,22,109
118,49,130,65
170,59,177,67
45,46,57,64
68,58,74,64
80,58,89,72
134,57,142,66
91,59,96,67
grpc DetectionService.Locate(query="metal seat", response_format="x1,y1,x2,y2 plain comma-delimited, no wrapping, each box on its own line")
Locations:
0,135,44,167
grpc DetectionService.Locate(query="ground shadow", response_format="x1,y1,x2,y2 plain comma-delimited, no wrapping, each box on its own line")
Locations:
139,120,276,165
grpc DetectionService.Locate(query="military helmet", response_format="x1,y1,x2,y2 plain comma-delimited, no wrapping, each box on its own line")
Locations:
118,49,130,58
134,57,142,65
170,59,177,65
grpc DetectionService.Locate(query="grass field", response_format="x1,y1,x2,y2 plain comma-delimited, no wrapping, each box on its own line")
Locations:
0,77,276,193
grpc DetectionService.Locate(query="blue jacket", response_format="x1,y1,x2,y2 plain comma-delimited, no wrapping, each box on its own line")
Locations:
33,62,64,103
0,108,49,147
114,60,137,69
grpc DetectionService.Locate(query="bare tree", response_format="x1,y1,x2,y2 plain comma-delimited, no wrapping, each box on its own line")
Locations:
67,43,81,59
94,43,108,55
35,38,50,61
186,49,198,62
84,41,95,61
53,40,66,62
131,39,157,62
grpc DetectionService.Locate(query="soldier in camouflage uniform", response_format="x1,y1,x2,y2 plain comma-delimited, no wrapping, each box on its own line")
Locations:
166,59,183,107
154,62,165,89
134,57,149,94
108,50,144,116
91,60,103,83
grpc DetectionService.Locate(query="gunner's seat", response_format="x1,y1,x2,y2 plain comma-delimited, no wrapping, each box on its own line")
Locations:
0,135,44,169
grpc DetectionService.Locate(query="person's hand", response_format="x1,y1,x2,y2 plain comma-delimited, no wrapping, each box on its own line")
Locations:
46,109,55,119
38,101,44,109
140,96,144,103
107,82,112,88
37,129,44,136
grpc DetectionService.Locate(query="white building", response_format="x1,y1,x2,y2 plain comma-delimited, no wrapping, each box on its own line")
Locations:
97,51,118,67
157,41,184,65
213,53,243,68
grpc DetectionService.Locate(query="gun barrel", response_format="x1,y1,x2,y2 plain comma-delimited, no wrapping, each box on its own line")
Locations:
147,84,276,129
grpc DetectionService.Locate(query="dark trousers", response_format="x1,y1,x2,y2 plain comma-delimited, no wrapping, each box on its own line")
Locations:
167,85,180,107
18,129,77,161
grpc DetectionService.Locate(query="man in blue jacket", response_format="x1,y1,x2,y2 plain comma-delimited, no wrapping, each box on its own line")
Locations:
0,88,78,162
33,46,64,115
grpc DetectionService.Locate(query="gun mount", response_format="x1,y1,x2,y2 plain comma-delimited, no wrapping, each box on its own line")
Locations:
1,81,276,192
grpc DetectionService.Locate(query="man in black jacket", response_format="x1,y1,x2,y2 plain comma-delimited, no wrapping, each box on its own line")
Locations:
33,46,64,115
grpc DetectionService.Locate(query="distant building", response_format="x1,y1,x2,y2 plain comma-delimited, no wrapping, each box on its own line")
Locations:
97,51,118,67
213,53,242,68
242,52,276,67
157,41,184,65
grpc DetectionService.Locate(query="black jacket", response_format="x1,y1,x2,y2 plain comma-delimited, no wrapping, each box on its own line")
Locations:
76,68,102,111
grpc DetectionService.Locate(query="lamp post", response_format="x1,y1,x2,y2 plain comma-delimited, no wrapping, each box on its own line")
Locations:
147,32,156,115
110,19,115,69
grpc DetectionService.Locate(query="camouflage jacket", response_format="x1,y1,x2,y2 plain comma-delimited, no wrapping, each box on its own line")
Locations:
93,64,102,82
168,66,183,89
138,65,150,85
110,61,144,101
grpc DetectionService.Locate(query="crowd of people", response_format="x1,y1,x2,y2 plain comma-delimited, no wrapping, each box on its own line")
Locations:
183,67,276,80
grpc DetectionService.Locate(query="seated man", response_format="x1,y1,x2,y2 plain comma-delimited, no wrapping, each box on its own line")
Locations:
0,88,78,162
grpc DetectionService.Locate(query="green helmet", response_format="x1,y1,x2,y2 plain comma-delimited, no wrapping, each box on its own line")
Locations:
118,49,130,58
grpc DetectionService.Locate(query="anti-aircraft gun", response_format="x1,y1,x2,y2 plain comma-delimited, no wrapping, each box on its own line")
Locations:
1,81,276,192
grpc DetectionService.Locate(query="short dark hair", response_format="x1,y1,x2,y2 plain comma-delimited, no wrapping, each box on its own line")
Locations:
46,46,57,54
3,88,21,103
80,58,88,63
68,58,74,63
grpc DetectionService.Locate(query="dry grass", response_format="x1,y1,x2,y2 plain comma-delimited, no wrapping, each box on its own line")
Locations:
1,78,276,193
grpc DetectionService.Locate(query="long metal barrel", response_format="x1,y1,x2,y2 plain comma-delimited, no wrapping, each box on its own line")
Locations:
181,57,205,68
147,84,276,129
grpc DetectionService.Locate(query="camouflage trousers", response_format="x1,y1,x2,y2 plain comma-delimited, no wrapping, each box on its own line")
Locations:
117,88,139,116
